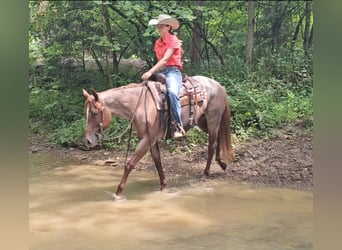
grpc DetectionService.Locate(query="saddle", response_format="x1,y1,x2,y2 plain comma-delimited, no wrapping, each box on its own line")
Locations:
146,73,206,127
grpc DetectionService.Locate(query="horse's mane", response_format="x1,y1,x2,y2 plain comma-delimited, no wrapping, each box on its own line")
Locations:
99,82,145,99
117,82,144,89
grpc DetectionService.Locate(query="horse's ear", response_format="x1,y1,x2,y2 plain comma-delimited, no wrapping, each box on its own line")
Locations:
82,89,90,98
91,88,99,101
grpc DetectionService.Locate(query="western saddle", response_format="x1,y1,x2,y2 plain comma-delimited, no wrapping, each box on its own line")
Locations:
146,73,206,138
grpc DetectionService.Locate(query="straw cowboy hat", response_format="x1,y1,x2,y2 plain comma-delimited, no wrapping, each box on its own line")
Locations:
148,14,180,30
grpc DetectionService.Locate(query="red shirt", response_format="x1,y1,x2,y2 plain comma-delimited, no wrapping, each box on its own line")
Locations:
154,33,183,70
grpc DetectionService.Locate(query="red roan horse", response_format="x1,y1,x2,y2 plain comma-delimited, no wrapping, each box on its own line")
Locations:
83,75,234,200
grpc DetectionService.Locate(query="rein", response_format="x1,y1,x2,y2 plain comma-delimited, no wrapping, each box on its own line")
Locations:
97,85,146,162
99,86,145,142
144,83,153,151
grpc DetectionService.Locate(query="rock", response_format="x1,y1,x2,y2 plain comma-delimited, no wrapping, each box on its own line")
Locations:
105,159,117,164
292,173,302,180
94,160,106,166
30,148,39,153
246,169,259,176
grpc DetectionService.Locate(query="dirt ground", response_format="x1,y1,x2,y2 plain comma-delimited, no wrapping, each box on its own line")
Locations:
29,121,313,191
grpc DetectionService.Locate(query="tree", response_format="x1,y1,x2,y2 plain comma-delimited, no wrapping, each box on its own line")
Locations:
190,1,202,65
101,2,115,86
271,1,282,51
246,1,254,65
29,1,313,82
303,1,312,56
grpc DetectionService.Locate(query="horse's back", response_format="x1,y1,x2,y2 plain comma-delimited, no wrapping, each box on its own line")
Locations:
191,75,223,87
191,75,227,98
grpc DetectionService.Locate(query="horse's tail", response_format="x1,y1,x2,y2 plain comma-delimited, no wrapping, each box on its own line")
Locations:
218,98,234,163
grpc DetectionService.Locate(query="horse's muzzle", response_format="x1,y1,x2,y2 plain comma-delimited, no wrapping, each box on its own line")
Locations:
83,133,98,149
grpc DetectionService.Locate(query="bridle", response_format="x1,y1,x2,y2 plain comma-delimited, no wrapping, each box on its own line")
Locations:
84,84,153,164
86,98,106,137
85,85,145,142
84,84,151,147
97,103,105,137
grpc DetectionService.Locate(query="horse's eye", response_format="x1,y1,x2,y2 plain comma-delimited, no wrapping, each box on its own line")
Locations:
92,111,98,116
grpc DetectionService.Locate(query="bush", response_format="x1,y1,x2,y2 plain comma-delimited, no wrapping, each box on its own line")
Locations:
202,62,313,140
54,119,85,146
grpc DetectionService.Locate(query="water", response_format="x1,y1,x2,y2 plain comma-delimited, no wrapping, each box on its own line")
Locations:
29,153,313,250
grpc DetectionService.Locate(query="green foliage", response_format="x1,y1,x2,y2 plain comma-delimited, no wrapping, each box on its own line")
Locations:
54,119,85,146
202,47,313,140
29,1,313,147
230,87,313,139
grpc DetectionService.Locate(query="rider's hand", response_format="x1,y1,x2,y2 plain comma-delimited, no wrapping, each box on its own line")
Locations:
141,71,152,81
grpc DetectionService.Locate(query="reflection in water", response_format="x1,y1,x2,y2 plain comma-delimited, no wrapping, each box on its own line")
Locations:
30,153,313,250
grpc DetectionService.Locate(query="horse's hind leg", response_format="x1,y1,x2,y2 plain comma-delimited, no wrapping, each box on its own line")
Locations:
150,142,167,190
199,122,227,175
200,128,218,181
215,143,227,171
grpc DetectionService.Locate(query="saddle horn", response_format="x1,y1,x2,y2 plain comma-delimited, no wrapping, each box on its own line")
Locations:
149,73,166,85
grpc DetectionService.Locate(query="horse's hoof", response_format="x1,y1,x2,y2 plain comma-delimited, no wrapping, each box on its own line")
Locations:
160,184,168,191
112,193,126,201
199,175,208,182
219,163,227,171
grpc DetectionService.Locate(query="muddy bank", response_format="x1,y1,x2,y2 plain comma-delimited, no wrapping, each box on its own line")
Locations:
29,122,313,191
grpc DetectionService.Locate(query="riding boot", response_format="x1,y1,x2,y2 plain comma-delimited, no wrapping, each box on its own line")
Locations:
173,123,186,138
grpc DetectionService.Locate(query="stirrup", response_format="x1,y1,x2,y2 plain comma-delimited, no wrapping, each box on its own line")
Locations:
173,125,185,138
173,131,185,138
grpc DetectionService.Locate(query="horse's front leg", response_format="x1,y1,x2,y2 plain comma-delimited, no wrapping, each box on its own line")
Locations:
113,138,150,200
150,142,167,191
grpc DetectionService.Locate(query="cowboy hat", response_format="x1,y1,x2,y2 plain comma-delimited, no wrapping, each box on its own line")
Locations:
148,14,180,30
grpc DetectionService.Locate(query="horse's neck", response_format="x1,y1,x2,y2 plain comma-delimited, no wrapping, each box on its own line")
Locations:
100,86,143,121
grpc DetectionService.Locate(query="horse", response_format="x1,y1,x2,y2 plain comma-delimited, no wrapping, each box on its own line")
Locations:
82,75,234,200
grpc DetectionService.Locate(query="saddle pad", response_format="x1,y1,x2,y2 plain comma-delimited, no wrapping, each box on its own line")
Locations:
147,81,165,110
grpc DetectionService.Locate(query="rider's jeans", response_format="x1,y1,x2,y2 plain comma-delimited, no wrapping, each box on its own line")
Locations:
163,67,183,127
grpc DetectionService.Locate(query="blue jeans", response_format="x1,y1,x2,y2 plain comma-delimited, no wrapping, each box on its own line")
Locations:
163,67,183,127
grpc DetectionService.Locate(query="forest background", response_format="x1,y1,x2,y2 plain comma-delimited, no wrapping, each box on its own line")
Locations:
28,0,313,148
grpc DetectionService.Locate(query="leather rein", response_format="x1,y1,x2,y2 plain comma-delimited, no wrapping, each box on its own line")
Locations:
88,86,147,162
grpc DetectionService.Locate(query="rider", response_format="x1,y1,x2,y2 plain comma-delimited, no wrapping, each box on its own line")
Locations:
141,14,185,138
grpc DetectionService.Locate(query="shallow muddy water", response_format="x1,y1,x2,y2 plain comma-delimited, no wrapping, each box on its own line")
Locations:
29,153,313,250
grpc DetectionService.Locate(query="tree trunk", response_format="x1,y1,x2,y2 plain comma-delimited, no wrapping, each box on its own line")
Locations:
191,22,201,64
303,1,312,56
291,13,304,50
246,1,254,65
309,23,313,48
90,48,104,74
104,47,112,87
191,1,203,64
272,1,281,51
81,20,86,72
102,3,117,86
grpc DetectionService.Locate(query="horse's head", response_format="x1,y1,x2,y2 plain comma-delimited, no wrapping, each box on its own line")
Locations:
82,89,112,149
